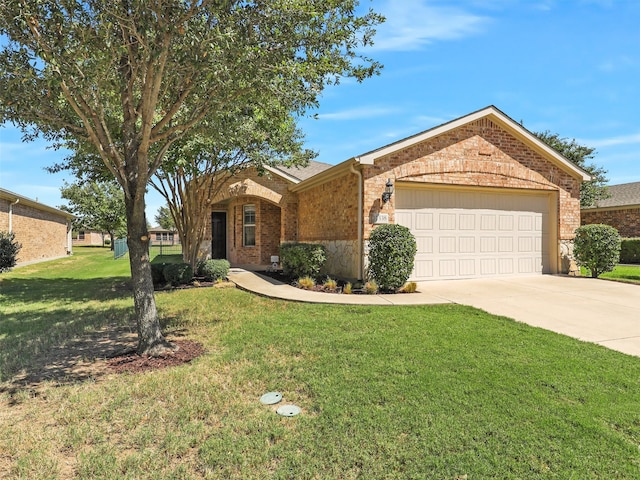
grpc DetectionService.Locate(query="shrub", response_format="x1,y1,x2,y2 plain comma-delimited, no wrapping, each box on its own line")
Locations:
150,262,168,285
297,276,316,290
364,280,379,294
367,224,417,291
343,282,353,294
104,238,111,246
399,281,417,293
280,242,327,279
0,231,21,273
198,259,230,281
163,262,194,286
323,277,338,291
573,224,621,278
620,238,640,264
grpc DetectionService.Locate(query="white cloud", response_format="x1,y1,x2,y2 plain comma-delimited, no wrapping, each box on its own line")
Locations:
581,132,640,148
369,0,490,51
318,106,400,121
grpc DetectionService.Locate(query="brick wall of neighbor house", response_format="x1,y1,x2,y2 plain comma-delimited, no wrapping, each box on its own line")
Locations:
0,198,70,264
73,231,104,246
582,207,640,237
362,118,582,244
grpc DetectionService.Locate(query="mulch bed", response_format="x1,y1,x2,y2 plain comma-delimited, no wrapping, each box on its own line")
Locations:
107,340,206,374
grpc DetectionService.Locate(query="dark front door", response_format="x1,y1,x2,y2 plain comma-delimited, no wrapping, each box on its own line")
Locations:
211,212,227,259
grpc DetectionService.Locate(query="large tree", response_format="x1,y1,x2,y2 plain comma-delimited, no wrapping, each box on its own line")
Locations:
0,1,382,355
535,131,609,208
151,103,314,268
60,180,127,249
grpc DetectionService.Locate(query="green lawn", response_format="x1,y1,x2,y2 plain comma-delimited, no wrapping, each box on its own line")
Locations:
1,248,640,479
582,264,640,284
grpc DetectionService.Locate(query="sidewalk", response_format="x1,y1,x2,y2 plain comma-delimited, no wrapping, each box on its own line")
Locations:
227,268,449,306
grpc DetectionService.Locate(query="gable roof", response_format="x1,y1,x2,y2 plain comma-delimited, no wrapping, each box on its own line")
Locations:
583,181,640,210
266,160,333,183
0,188,74,219
355,105,591,181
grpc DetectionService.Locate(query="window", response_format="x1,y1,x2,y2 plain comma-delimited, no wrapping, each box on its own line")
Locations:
78,231,85,240
243,205,256,247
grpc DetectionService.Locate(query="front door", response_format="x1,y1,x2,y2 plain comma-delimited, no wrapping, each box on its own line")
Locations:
211,212,227,259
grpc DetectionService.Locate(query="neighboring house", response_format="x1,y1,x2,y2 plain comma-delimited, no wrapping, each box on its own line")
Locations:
204,106,590,281
73,230,106,246
149,227,180,245
0,188,74,266
581,181,640,237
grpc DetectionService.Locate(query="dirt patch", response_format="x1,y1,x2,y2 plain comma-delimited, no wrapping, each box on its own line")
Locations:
107,339,205,374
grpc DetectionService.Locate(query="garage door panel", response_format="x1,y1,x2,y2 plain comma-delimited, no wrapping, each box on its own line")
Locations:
396,188,553,280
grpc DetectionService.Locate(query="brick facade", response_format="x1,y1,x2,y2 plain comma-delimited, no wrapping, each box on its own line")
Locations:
199,108,586,279
73,230,105,246
581,207,640,238
0,195,72,266
361,117,581,242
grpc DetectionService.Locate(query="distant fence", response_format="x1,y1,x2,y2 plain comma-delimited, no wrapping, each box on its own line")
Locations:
114,238,128,259
114,238,183,260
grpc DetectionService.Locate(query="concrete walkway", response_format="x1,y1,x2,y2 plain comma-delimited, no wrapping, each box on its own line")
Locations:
228,269,640,358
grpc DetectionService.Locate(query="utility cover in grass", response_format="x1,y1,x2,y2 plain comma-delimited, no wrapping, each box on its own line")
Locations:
260,392,283,405
276,404,301,417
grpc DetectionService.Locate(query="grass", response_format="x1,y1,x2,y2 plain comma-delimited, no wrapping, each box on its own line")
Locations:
582,264,640,284
1,248,640,478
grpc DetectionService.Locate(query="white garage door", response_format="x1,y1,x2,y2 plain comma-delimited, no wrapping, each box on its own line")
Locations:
395,187,554,281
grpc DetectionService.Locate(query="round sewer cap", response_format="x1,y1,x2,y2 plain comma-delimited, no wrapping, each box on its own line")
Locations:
260,392,283,405
276,404,301,417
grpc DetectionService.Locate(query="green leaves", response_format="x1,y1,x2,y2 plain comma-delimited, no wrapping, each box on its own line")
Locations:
535,130,610,208
574,224,621,278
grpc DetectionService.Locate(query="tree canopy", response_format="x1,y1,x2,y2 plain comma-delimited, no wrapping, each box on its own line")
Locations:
535,131,609,208
0,1,383,354
60,180,127,248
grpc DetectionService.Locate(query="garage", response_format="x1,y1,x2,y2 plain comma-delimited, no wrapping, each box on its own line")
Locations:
395,185,558,281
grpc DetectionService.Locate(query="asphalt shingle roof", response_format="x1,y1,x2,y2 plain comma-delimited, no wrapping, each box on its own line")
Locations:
271,160,333,182
587,181,640,209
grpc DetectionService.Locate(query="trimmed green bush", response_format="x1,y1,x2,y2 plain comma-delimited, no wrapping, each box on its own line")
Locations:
367,224,417,291
280,242,327,279
620,238,640,264
198,258,230,281
150,262,168,286
163,262,194,286
0,231,21,273
573,224,621,278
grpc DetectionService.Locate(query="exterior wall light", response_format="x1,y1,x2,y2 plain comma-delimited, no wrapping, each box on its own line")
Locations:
382,178,394,203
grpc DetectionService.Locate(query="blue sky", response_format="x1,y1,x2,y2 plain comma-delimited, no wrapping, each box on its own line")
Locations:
1,0,639,222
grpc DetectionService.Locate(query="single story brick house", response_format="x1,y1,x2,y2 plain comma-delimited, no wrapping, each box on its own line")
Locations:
581,181,640,237
149,227,180,245
72,230,106,246
0,188,74,266
204,106,590,281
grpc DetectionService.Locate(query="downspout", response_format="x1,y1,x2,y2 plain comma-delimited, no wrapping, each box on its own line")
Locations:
9,198,19,233
67,219,73,255
350,161,363,280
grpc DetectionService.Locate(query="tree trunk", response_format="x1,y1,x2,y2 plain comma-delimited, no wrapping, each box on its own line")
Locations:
125,194,175,356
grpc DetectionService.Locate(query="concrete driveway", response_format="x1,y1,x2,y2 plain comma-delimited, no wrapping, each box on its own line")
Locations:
422,275,640,357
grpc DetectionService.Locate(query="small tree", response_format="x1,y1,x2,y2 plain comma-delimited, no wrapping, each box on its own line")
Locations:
60,181,126,250
154,206,175,231
573,224,621,278
0,232,22,273
367,224,417,291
